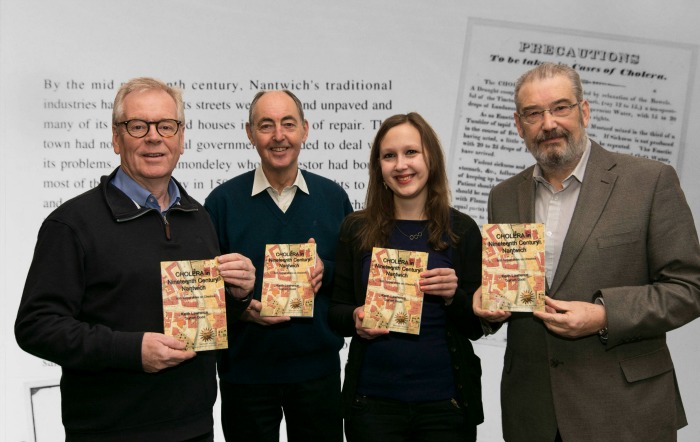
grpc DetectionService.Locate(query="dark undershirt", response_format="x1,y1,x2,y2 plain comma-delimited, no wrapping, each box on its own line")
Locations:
357,220,457,401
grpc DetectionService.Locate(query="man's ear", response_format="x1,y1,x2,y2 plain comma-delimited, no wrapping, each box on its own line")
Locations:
112,127,121,154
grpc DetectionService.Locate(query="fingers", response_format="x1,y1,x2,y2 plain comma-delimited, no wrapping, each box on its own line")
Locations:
309,256,324,294
310,276,323,294
534,297,568,320
353,306,365,327
241,300,291,326
249,299,262,312
248,312,291,325
543,296,565,312
472,286,511,322
536,315,571,337
141,332,196,373
533,298,606,338
259,315,292,325
218,253,255,295
353,307,390,340
419,268,457,297
218,253,255,274
358,327,391,339
216,252,246,264
477,309,511,322
311,258,324,277
473,286,491,316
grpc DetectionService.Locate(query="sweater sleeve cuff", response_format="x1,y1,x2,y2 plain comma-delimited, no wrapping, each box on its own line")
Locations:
111,330,146,371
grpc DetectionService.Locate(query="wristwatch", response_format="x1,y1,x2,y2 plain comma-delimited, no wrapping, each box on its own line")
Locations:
594,295,608,344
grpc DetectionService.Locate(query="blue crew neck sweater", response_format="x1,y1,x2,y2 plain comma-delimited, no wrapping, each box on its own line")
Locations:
205,169,353,383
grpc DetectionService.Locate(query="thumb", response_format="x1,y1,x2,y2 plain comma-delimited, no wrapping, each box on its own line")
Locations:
161,334,188,350
544,296,566,312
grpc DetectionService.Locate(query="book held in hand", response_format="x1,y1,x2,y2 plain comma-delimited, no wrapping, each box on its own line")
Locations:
161,258,228,351
481,223,545,312
362,247,428,335
260,243,317,317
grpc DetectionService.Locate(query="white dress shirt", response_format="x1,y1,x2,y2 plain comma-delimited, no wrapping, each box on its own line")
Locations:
252,165,309,213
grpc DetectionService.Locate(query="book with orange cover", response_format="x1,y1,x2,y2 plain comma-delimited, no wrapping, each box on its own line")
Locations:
161,258,227,351
481,223,545,312
362,247,428,335
260,243,317,317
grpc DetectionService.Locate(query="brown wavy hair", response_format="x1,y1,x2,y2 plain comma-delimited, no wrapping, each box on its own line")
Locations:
347,112,457,251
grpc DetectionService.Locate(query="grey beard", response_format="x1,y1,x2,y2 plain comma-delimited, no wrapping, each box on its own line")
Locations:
530,131,587,171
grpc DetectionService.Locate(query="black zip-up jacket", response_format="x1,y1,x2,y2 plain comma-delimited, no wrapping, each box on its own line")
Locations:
328,208,485,427
15,168,247,442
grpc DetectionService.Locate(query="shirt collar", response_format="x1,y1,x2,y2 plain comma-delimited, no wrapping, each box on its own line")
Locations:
252,165,309,196
533,138,592,186
110,167,181,211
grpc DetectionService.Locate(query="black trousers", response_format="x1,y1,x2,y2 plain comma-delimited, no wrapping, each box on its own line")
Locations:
182,432,214,442
219,372,342,442
345,395,476,442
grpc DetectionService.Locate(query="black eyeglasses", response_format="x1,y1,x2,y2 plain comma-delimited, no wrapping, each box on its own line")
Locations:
518,102,580,125
116,119,182,138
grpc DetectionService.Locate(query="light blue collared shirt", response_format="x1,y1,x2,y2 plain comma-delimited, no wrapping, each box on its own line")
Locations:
533,139,592,287
110,167,181,214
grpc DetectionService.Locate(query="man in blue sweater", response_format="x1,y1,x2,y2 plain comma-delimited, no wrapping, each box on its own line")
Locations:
205,90,352,442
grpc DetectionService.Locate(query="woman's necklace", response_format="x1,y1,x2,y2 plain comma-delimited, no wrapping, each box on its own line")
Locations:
395,222,427,240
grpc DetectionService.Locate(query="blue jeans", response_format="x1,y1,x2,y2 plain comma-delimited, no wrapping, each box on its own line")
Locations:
219,372,342,442
345,395,476,442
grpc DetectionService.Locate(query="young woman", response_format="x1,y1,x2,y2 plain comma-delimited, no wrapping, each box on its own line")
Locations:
329,113,484,442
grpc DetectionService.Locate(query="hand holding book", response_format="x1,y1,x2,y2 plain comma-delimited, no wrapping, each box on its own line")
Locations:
242,299,291,326
217,252,256,299
306,238,324,295
353,306,390,340
419,267,458,303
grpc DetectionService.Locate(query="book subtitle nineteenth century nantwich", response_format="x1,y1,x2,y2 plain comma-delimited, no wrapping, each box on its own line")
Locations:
362,247,428,335
481,223,545,312
260,243,317,317
161,258,227,351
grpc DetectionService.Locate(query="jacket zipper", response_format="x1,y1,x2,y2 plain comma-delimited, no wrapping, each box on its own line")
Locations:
116,206,197,240
163,215,171,240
